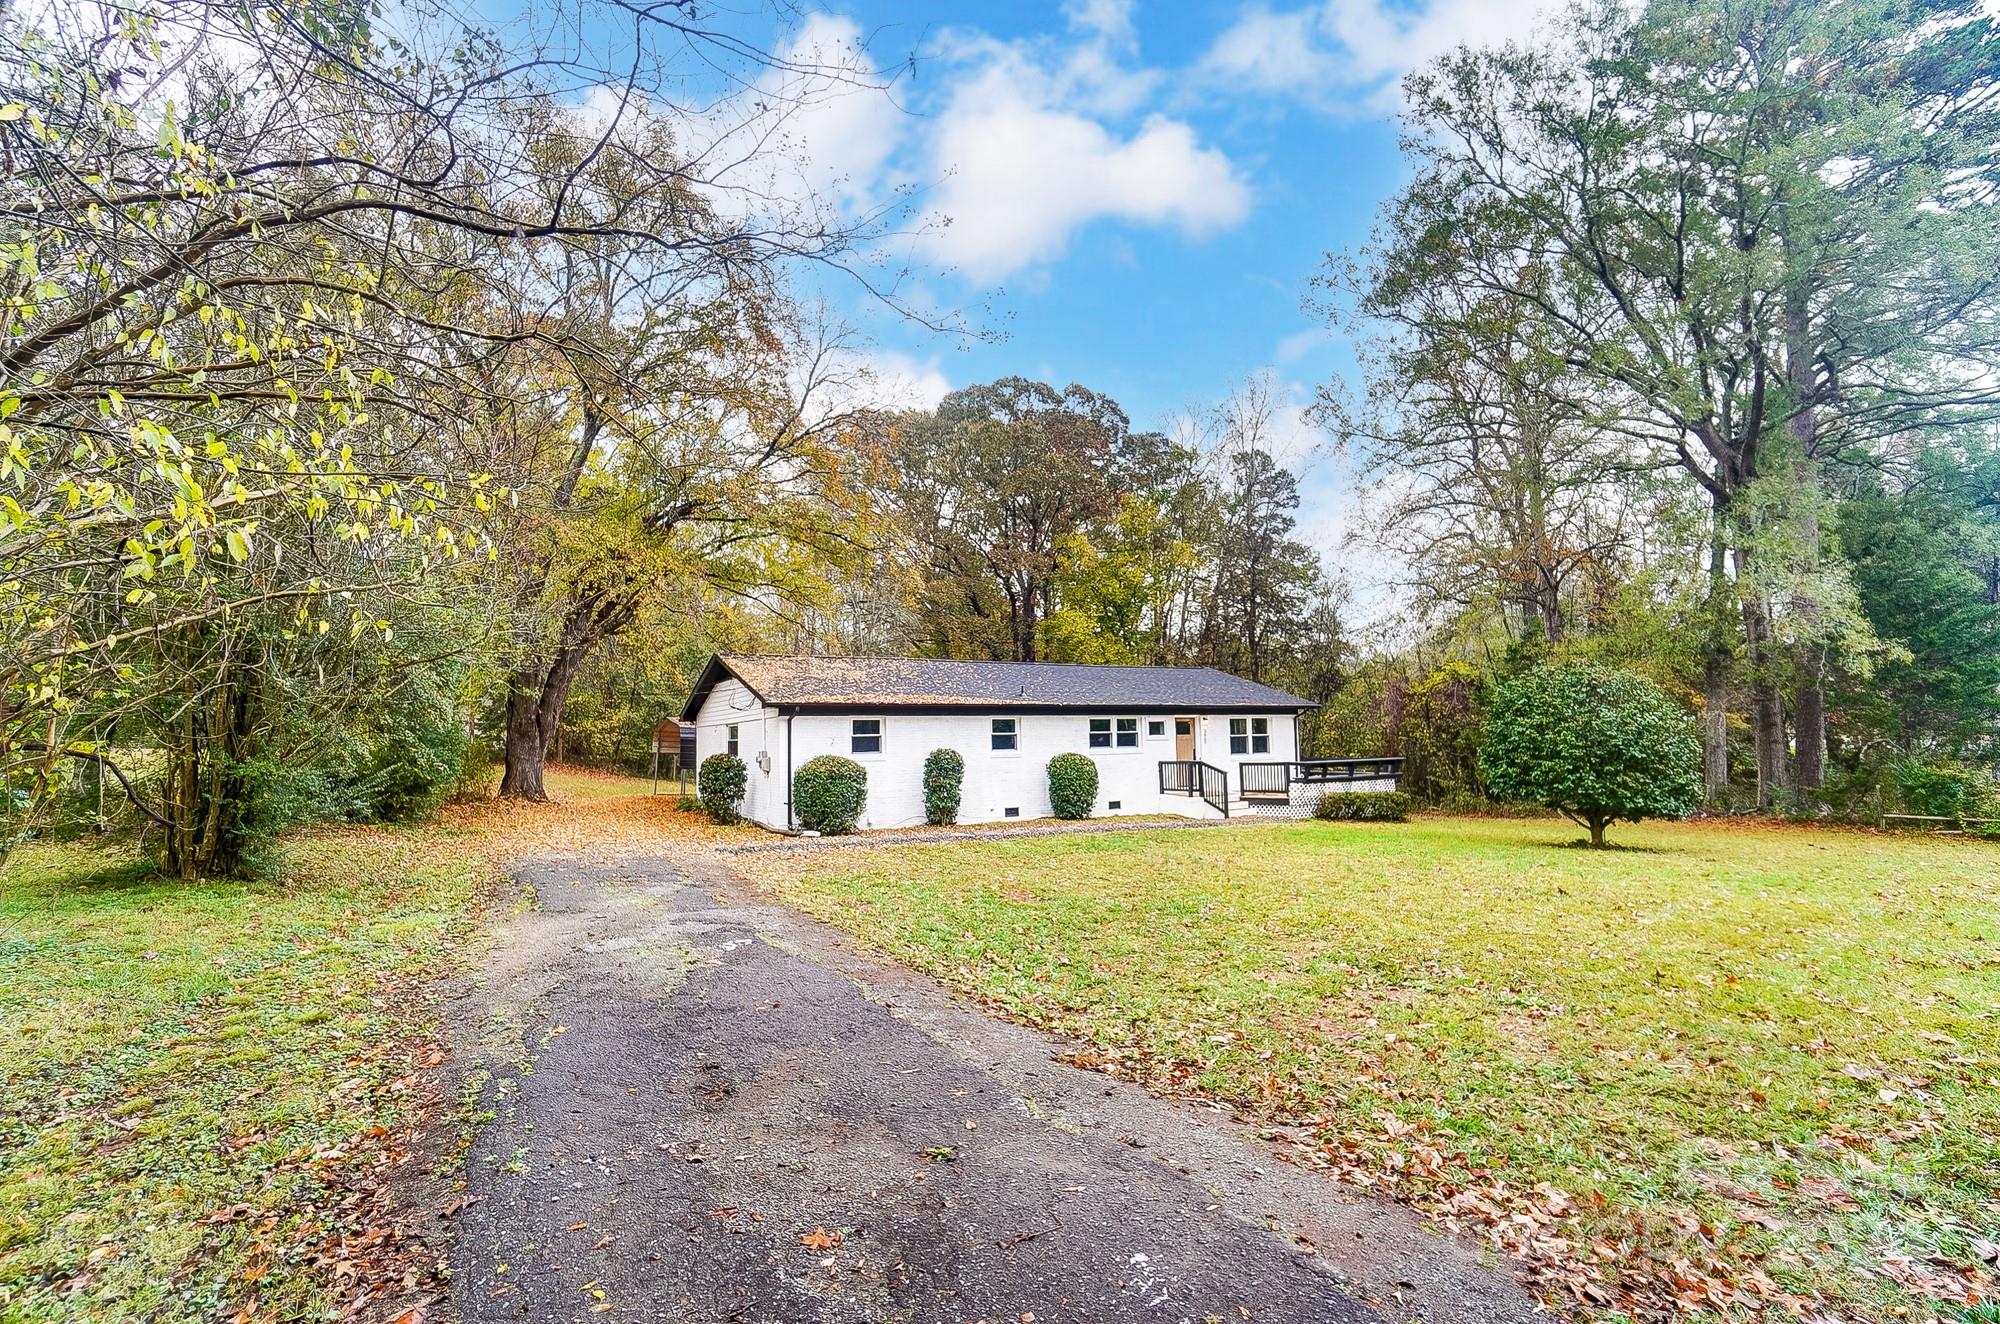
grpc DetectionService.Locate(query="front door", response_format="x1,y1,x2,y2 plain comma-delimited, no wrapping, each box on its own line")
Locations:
1174,716,1196,762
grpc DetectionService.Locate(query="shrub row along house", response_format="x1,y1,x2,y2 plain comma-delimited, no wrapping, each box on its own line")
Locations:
680,654,1401,831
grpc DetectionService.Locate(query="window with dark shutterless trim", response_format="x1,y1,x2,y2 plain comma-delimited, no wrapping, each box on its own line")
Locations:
991,717,1018,751
1114,717,1138,748
1087,717,1112,748
850,718,882,754
726,724,739,757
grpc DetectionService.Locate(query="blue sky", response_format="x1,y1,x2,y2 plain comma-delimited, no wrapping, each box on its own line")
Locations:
535,0,1548,610
691,0,1546,591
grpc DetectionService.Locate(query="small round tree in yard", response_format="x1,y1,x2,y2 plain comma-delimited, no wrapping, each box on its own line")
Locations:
923,749,964,825
1481,664,1702,848
699,753,748,824
793,755,868,834
1047,752,1098,820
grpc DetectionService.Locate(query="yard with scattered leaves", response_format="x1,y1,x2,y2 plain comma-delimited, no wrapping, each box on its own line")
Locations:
0,768,746,1324
755,816,2000,1322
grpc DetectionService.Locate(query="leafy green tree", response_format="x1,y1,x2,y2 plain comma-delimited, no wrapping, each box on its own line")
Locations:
1482,664,1703,847
1836,447,2000,757
1396,661,1489,805
883,378,1171,662
1347,0,2000,807
1040,498,1196,664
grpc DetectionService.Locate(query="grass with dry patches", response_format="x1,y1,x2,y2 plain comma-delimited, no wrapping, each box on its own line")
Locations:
755,815,2000,1321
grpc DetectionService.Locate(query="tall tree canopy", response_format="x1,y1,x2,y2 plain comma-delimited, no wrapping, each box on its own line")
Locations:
0,0,911,859
1333,0,2000,808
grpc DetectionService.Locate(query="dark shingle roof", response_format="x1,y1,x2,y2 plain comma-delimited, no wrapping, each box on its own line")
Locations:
681,653,1312,720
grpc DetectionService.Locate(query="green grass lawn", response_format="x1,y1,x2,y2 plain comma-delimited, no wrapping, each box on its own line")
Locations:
0,831,489,1323
0,765,721,1323
760,816,2000,1320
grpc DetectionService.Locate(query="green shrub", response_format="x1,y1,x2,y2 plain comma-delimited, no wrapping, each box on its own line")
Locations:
455,737,498,799
1313,790,1412,821
923,748,964,825
1895,757,1997,823
699,753,748,824
674,793,702,813
1480,663,1701,847
363,711,470,823
793,755,868,834
1047,752,1097,820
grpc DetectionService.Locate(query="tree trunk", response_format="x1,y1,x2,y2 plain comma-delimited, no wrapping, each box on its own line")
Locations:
1701,495,1731,805
1793,663,1825,794
498,670,549,800
1588,815,1607,848
499,589,636,800
1741,589,1791,809
164,650,257,878
1702,644,1730,806
1783,268,1826,805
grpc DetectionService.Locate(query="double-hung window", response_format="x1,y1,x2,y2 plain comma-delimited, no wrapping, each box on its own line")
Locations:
850,718,882,755
725,724,740,757
1087,717,1112,748
1228,717,1270,755
991,717,1018,751
1114,717,1139,748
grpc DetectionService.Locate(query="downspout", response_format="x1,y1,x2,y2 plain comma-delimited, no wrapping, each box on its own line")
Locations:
784,711,795,831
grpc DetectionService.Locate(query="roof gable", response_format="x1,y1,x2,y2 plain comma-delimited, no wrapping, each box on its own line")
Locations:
679,653,1312,720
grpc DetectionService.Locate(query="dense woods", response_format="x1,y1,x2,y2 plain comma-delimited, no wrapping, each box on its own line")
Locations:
4,0,1997,874
1317,0,2000,816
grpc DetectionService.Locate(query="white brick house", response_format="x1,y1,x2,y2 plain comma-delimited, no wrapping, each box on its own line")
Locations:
679,654,1399,832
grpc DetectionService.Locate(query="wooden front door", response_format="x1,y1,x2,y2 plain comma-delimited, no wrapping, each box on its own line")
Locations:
1174,716,1196,761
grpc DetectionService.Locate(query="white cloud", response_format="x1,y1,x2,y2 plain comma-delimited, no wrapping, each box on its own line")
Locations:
1063,0,1139,51
1202,7,1327,96
917,57,1249,281
1273,326,1326,365
1199,0,1554,111
856,349,952,411
688,13,906,220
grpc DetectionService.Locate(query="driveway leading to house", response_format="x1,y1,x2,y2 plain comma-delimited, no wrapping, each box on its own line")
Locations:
438,853,1539,1324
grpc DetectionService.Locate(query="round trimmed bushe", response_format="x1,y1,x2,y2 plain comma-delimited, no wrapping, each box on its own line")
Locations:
1046,752,1098,820
699,752,748,824
923,748,964,826
793,754,868,834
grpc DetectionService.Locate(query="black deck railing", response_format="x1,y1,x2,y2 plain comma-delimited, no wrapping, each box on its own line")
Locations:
1158,759,1230,817
1239,757,1404,801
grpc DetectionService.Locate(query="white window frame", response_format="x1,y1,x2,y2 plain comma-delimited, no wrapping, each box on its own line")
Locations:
1229,716,1270,756
1114,716,1139,749
1146,718,1167,739
990,717,1019,753
1087,717,1112,749
850,717,883,756
726,724,740,757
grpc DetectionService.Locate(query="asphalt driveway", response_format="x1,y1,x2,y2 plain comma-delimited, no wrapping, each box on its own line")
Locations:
437,854,1539,1324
